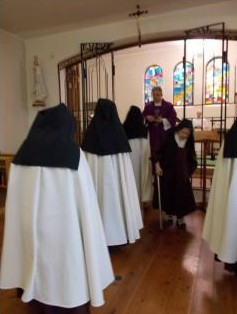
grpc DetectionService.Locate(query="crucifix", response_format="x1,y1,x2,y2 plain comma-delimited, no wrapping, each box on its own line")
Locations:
129,5,148,47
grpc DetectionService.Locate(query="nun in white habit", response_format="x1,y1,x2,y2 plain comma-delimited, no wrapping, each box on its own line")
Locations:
82,99,143,246
123,105,152,203
203,120,237,272
0,103,114,313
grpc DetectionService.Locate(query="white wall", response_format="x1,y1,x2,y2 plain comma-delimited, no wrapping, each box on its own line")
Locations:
0,30,28,153
24,0,237,124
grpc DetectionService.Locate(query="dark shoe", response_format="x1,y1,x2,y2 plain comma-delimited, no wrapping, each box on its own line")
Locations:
165,215,173,228
177,218,186,229
224,262,237,273
214,254,221,262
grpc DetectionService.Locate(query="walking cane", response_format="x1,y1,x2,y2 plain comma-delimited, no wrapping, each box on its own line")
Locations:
157,174,163,230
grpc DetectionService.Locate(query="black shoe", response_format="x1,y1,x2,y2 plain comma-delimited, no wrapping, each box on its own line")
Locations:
165,215,173,228
214,254,221,262
224,263,237,273
177,218,186,229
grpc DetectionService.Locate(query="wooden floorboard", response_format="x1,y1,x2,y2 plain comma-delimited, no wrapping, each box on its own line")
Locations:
212,262,237,314
0,194,237,314
189,240,215,314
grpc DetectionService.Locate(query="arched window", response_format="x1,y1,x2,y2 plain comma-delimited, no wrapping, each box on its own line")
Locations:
205,57,229,104
173,61,194,106
144,65,163,104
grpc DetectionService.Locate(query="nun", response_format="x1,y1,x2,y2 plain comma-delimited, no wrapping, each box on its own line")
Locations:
82,99,143,246
0,103,114,314
123,105,152,204
203,120,237,273
154,119,197,228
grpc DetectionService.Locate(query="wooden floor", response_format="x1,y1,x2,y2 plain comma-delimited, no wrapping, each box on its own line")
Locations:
0,196,237,314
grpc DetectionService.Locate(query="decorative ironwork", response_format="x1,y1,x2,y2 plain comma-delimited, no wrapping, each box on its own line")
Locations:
183,22,229,211
58,31,237,71
185,29,237,40
58,55,81,71
80,42,114,132
185,23,225,39
81,43,113,59
65,64,82,145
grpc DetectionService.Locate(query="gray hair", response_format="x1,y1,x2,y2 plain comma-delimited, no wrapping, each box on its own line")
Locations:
152,86,163,94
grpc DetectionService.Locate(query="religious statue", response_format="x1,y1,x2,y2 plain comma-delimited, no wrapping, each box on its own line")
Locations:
33,56,47,106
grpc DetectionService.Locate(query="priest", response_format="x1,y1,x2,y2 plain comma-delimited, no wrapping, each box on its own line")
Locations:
143,86,177,165
0,103,114,313
82,99,143,246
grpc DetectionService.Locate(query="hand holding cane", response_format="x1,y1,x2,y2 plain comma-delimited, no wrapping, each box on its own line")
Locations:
155,163,163,230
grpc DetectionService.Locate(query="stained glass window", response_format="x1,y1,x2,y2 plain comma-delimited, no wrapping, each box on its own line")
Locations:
205,57,229,104
173,61,194,106
144,65,163,103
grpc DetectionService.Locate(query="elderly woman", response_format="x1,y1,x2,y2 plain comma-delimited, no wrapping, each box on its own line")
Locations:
155,119,197,229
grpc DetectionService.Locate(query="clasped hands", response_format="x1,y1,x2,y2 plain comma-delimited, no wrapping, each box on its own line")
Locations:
146,115,163,124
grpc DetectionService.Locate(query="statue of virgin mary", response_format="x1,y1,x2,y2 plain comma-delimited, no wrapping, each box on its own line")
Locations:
33,56,47,106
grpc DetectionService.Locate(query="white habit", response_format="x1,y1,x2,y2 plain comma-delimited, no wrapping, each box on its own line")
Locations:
203,143,237,263
0,150,114,308
84,152,143,246
128,138,152,203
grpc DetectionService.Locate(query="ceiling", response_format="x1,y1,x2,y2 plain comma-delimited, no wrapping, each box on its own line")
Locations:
0,0,228,38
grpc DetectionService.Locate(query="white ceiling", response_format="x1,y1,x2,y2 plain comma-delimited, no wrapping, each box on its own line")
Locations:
0,0,228,39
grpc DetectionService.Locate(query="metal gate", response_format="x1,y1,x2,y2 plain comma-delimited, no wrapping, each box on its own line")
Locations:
80,43,115,132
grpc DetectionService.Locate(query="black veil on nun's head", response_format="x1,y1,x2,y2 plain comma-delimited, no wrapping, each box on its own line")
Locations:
175,119,194,134
13,103,80,170
174,119,195,147
123,105,147,140
81,98,131,155
223,119,237,158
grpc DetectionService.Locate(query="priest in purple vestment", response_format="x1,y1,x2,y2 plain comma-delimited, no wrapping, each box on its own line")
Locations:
143,86,177,166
